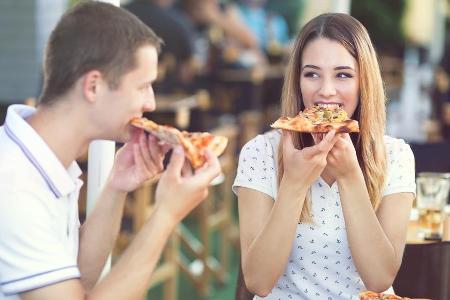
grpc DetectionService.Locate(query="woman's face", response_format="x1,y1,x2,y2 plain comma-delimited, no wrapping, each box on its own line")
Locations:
300,37,359,118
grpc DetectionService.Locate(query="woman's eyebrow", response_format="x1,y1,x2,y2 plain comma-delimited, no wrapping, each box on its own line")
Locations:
302,64,320,70
334,66,355,71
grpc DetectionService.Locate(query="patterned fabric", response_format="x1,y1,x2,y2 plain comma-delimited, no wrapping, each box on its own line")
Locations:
233,130,416,300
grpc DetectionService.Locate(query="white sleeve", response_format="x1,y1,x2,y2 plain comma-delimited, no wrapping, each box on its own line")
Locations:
382,139,416,197
0,188,80,296
232,135,275,199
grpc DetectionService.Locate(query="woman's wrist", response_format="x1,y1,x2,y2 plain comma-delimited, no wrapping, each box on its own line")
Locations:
279,177,308,204
336,168,365,186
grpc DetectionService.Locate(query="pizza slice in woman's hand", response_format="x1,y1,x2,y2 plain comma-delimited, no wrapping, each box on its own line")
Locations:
130,117,228,169
271,104,359,133
359,291,411,300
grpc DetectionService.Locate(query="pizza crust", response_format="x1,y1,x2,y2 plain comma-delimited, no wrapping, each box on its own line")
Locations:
359,291,410,300
130,117,228,168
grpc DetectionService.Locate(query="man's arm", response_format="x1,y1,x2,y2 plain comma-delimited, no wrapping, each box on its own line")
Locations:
21,146,221,300
76,187,127,290
21,207,175,300
77,132,166,289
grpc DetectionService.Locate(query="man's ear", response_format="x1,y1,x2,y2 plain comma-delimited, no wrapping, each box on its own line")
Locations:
82,70,104,103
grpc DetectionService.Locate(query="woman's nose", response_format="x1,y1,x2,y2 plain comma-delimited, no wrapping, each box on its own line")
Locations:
319,77,337,97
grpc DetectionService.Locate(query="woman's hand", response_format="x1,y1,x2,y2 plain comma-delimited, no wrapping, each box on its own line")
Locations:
281,130,338,190
326,133,361,181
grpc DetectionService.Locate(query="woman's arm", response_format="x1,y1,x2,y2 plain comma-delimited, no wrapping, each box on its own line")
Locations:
238,131,338,296
327,134,414,291
238,182,308,297
338,173,413,292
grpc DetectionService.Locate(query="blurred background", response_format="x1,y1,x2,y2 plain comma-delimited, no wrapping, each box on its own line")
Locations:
1,0,450,299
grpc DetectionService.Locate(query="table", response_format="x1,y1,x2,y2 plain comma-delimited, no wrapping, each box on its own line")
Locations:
394,217,450,300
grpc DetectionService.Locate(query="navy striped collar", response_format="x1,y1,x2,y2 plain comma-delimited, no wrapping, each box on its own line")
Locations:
3,105,81,198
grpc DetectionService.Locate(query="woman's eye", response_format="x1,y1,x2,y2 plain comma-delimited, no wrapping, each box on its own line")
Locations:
337,72,353,78
304,72,319,78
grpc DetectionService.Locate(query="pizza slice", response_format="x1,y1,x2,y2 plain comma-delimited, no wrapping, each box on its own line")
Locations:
130,117,228,168
359,291,411,300
181,131,228,158
270,104,359,133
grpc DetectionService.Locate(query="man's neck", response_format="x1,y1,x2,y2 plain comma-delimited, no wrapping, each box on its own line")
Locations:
26,101,90,169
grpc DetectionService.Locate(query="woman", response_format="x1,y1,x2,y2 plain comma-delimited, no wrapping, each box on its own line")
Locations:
233,13,416,300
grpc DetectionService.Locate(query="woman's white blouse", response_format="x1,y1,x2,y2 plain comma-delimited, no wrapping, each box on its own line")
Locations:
232,130,416,300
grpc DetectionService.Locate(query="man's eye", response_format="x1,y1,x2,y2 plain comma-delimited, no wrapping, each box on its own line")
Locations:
337,72,353,78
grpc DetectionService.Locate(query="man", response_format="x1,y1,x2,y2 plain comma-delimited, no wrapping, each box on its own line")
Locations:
0,2,221,300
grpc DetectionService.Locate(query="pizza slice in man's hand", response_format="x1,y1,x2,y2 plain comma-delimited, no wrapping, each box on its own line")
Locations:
130,117,228,169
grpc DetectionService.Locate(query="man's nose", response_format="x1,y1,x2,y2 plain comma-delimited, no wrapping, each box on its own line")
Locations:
143,98,155,112
143,90,156,112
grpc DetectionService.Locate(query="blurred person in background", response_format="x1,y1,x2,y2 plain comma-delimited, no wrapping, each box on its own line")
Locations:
125,0,196,93
432,25,450,141
230,0,290,61
233,13,416,299
0,2,221,300
179,0,264,71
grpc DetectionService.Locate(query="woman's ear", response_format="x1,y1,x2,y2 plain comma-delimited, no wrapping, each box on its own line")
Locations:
82,70,103,103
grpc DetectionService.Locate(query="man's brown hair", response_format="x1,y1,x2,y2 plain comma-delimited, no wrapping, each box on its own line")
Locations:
39,1,163,105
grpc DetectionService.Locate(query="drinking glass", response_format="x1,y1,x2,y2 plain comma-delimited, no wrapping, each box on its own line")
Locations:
416,172,450,239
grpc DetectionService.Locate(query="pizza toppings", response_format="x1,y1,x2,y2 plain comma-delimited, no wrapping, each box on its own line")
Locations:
359,291,411,300
130,117,228,168
270,104,359,133
303,104,348,124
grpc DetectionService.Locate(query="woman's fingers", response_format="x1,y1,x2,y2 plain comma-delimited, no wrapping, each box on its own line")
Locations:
304,130,337,157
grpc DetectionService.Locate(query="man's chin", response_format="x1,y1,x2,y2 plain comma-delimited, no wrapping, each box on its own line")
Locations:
122,126,141,143
119,131,133,144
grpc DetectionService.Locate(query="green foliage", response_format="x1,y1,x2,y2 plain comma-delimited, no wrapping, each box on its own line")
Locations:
266,0,304,38
351,0,406,56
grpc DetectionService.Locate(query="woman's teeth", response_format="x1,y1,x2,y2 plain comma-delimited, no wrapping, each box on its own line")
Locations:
316,103,341,109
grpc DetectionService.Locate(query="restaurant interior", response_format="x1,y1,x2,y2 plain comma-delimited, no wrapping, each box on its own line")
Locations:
1,0,450,299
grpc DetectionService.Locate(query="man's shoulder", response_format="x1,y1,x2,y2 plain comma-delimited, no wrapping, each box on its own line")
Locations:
0,131,43,189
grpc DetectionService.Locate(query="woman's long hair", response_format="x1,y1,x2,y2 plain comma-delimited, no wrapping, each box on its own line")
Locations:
277,13,387,222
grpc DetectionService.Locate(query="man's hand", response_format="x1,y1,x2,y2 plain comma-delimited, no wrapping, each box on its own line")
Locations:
154,145,221,227
108,129,169,193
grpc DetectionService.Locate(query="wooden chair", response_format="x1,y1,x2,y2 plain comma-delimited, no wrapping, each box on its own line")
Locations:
151,90,211,130
116,122,240,298
175,123,240,296
115,174,180,300
238,110,263,149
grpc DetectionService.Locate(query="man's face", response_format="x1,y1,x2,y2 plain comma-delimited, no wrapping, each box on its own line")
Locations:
99,45,158,142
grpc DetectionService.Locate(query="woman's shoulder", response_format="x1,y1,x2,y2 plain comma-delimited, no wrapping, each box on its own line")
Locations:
383,135,413,155
241,129,281,152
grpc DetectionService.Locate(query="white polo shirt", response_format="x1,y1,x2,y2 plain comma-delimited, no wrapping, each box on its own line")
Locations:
233,130,416,300
0,105,82,299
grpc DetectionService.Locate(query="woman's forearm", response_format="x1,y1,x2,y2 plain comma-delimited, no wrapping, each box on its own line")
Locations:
242,180,308,296
338,172,399,291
